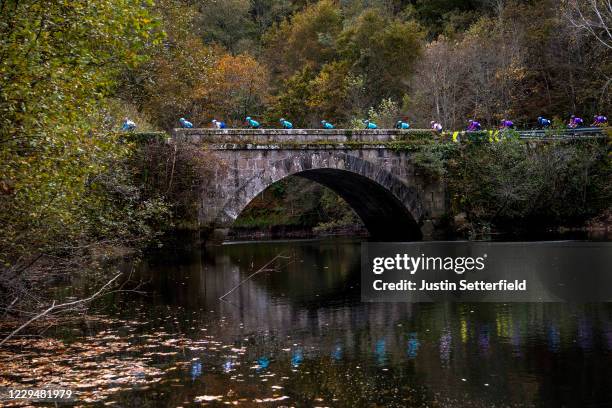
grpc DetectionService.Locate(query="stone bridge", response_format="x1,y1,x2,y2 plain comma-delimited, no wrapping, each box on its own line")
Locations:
172,129,451,242
167,127,608,241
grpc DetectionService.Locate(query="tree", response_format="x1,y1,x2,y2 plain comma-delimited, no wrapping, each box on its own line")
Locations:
141,36,218,129
270,67,317,128
341,0,404,19
205,54,270,124
0,0,161,267
410,0,483,38
196,0,257,53
410,4,535,128
263,0,343,80
447,140,611,229
410,38,466,129
565,0,612,50
308,61,353,124
119,0,220,129
564,0,612,105
337,9,425,106
460,17,528,125
251,0,296,36
366,98,403,128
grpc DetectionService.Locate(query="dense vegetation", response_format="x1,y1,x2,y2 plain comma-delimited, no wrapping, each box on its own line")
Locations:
0,0,610,322
123,0,610,129
1,1,164,301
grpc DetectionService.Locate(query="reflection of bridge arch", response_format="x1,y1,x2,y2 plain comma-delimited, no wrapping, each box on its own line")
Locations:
216,152,423,241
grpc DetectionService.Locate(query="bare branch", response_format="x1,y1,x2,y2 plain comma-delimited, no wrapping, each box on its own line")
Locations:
0,273,122,346
219,254,289,300
566,0,612,50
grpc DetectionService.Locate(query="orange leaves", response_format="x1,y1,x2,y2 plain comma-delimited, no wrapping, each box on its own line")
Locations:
203,54,269,124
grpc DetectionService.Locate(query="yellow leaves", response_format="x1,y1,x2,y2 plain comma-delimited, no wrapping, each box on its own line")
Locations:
0,0,164,264
203,53,270,121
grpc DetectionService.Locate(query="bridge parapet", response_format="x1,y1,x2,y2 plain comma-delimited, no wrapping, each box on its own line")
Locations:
172,127,608,148
172,128,435,145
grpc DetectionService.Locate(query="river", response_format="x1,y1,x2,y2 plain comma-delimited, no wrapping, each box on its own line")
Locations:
2,238,612,407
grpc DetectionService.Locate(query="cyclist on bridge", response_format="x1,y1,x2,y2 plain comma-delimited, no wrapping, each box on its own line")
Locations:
121,117,136,131
279,118,293,129
212,119,227,129
396,120,410,129
321,120,335,129
537,116,551,128
466,120,481,131
430,121,443,132
179,117,193,128
592,115,608,127
246,116,261,128
363,120,378,129
568,115,584,128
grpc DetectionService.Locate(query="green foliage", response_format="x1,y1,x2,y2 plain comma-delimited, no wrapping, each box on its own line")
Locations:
270,67,317,127
308,61,354,124
0,0,163,268
412,143,458,178
263,5,424,122
137,36,218,129
313,186,363,233
196,0,256,53
263,0,343,79
337,10,424,105
206,54,270,124
447,139,612,228
366,98,402,128
409,0,482,38
133,139,215,230
122,132,169,144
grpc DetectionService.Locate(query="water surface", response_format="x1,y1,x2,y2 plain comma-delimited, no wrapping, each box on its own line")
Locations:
99,238,612,407
5,239,610,407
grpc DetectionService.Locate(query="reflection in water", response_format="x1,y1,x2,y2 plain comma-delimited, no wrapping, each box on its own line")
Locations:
105,238,612,407
478,324,490,355
407,332,419,359
439,328,452,366
375,338,387,366
332,342,343,361
190,359,202,381
291,348,304,367
606,322,612,351
257,356,270,371
548,324,560,353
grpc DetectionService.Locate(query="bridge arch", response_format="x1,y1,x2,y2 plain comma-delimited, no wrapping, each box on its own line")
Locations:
214,151,424,241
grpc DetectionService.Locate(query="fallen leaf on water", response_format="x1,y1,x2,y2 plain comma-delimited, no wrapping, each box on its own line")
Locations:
194,395,223,402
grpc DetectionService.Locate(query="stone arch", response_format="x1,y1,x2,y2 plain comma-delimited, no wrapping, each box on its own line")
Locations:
215,151,424,241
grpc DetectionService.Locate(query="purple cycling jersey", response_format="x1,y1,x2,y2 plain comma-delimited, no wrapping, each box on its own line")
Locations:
468,121,481,131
